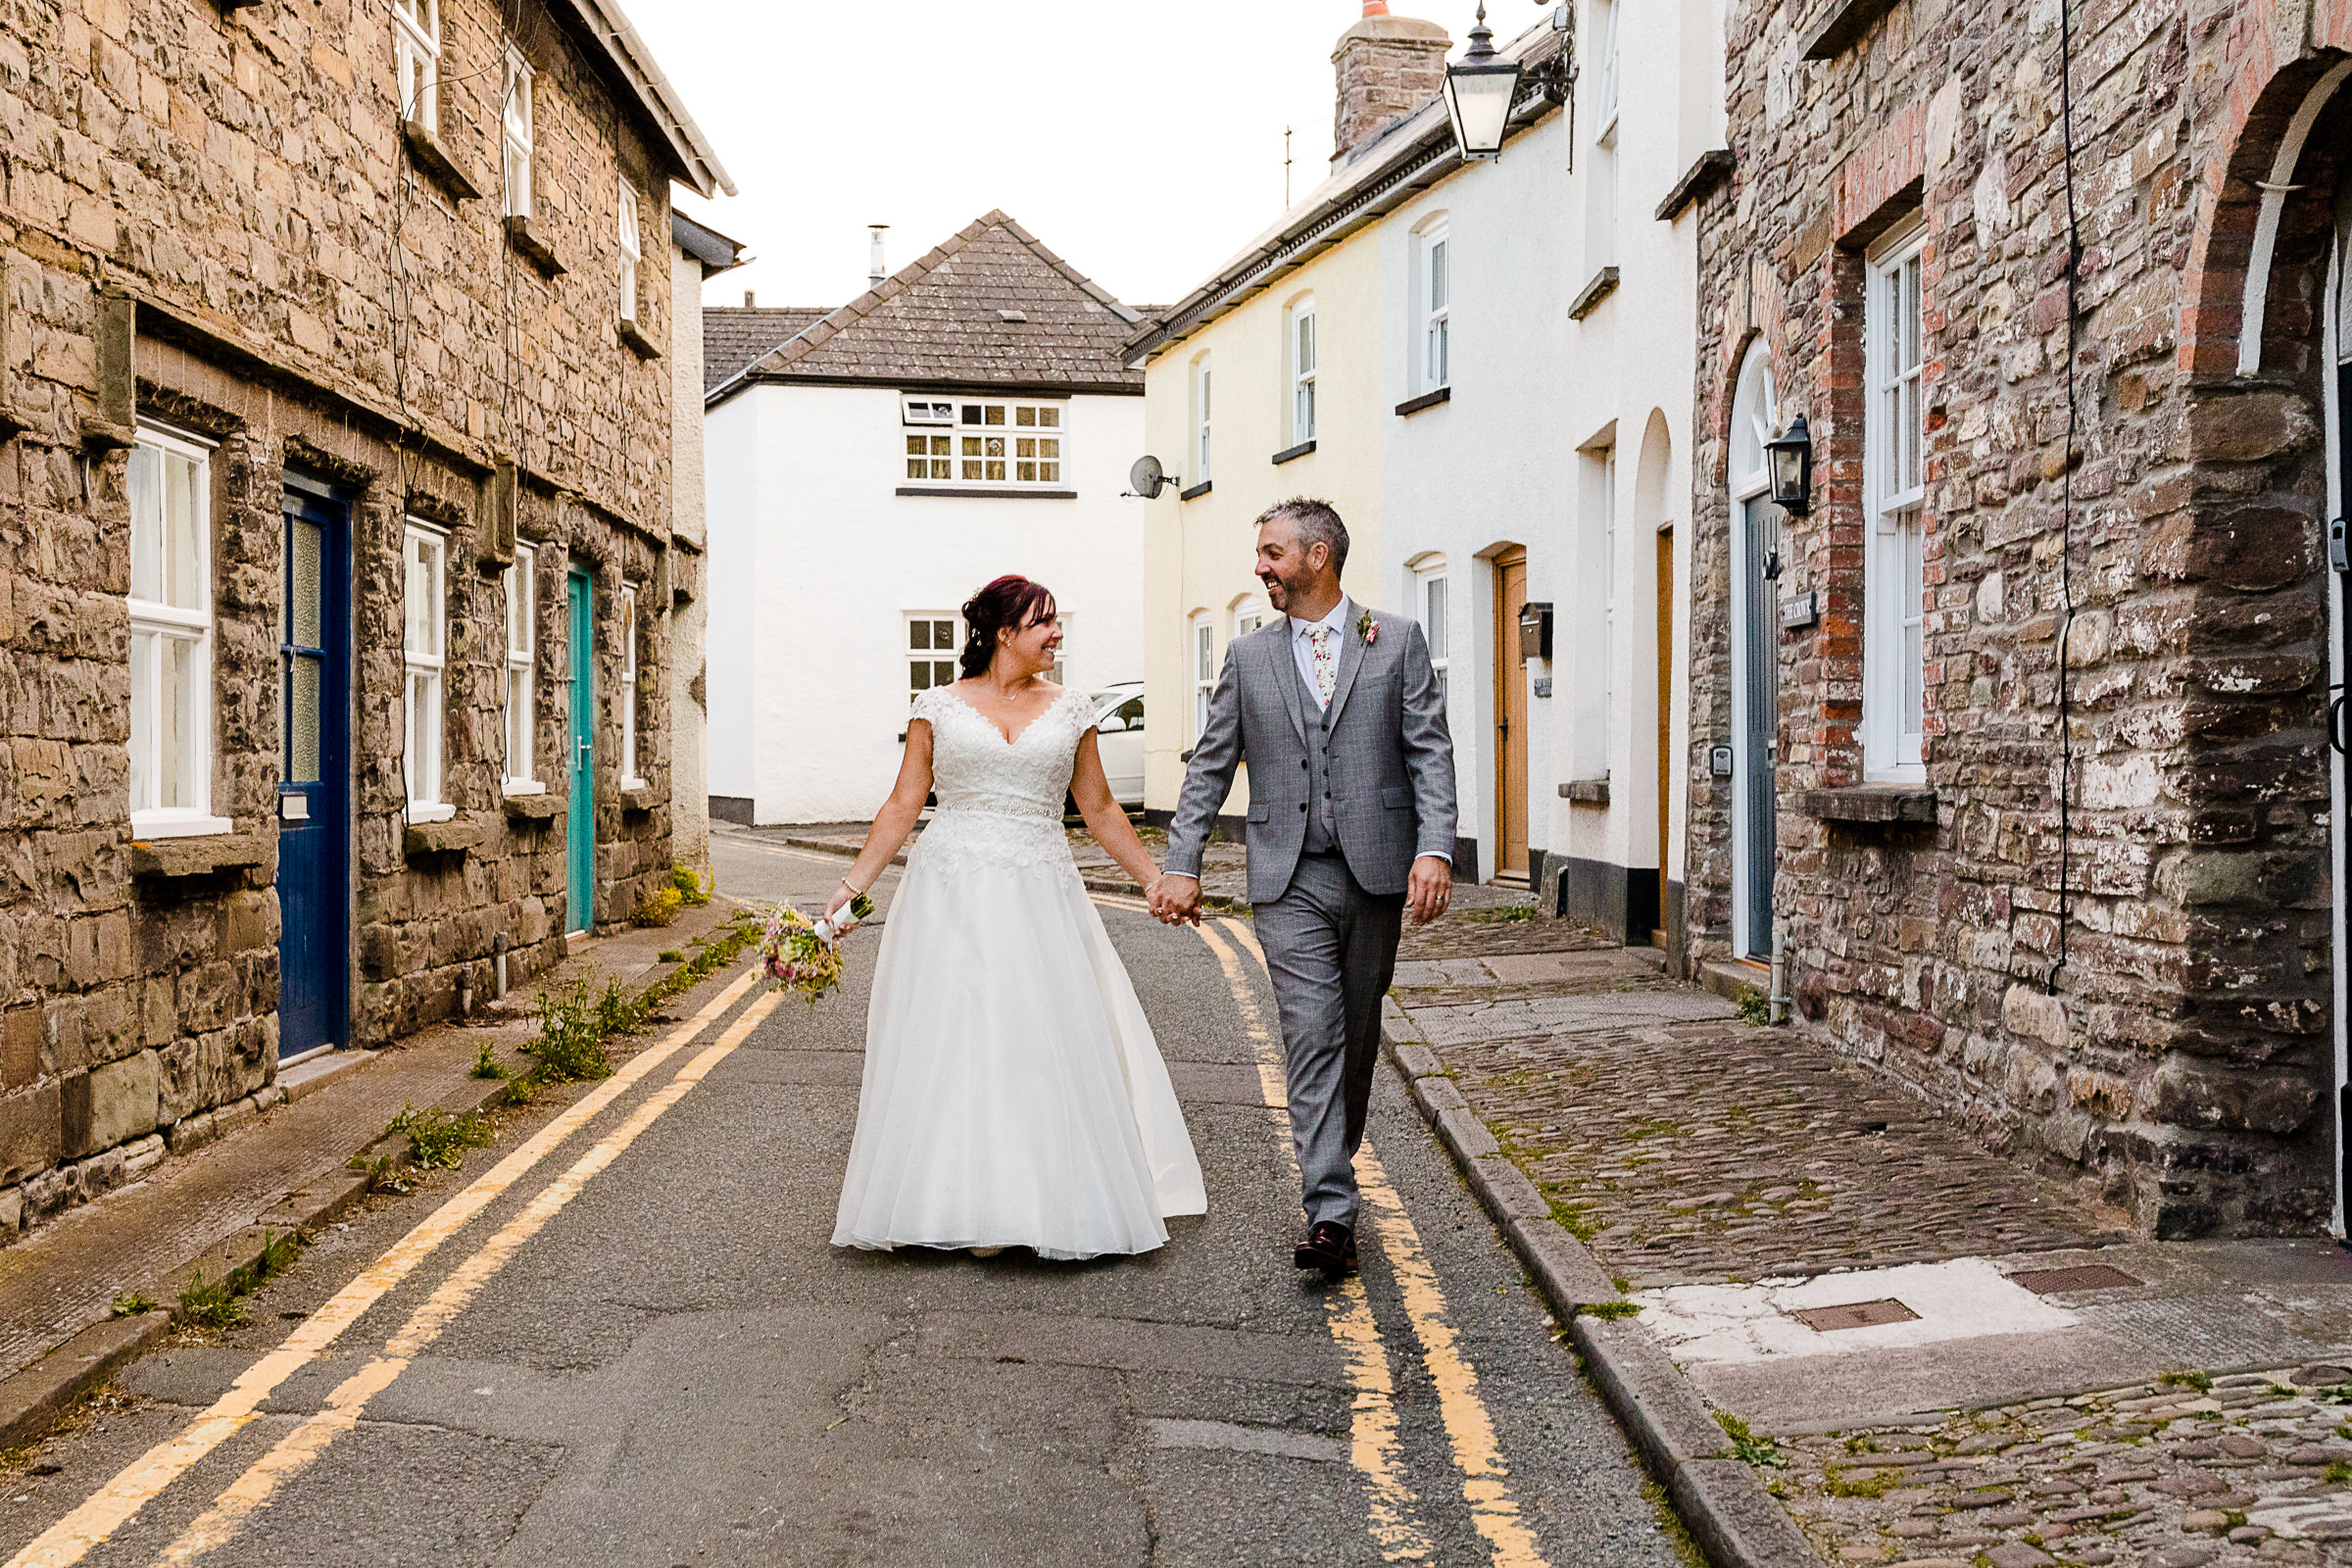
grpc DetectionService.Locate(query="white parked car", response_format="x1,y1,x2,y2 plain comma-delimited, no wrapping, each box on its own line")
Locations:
1090,683,1146,808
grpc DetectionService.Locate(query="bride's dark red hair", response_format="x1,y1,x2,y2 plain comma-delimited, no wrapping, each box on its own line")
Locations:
958,575,1057,679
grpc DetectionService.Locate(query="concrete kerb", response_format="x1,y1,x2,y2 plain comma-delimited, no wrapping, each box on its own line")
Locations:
0,902,753,1456
1377,995,1824,1568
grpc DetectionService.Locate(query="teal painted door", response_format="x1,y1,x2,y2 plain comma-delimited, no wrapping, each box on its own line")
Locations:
566,570,595,934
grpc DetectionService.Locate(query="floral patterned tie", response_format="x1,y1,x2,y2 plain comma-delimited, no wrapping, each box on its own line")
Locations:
1307,624,1338,709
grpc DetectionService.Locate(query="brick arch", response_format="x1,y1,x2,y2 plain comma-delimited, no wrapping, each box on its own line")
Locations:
2181,35,2352,380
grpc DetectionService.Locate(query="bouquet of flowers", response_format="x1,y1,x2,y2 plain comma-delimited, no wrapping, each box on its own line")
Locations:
759,892,874,1006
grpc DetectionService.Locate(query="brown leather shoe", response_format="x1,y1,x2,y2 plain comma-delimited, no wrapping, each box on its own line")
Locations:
1293,1221,1357,1278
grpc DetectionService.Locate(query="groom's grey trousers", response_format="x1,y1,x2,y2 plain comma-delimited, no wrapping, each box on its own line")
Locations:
1255,852,1403,1228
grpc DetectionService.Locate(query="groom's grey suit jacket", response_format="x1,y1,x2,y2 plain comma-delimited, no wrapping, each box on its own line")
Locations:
1165,605,1457,906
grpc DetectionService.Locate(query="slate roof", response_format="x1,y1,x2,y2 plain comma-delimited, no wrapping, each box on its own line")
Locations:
703,307,833,393
708,211,1143,406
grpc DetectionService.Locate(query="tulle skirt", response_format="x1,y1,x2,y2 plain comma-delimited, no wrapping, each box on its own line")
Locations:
832,842,1207,1261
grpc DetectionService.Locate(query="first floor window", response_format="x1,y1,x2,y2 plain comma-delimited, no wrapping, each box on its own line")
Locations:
403,519,449,818
393,0,438,128
1291,301,1317,444
1194,357,1212,483
908,614,957,700
1418,569,1449,702
502,46,534,219
1192,615,1215,741
505,542,537,786
1865,220,1929,779
1423,229,1450,389
619,582,644,787
617,177,642,322
128,425,221,834
934,399,1061,486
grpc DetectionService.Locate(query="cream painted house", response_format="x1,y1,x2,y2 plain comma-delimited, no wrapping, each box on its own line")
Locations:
1128,216,1385,830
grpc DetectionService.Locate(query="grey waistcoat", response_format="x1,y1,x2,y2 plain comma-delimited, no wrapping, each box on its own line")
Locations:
1293,643,1339,854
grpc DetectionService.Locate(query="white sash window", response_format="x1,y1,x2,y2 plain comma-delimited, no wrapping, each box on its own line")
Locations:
619,583,645,788
617,178,642,323
505,542,537,789
393,0,438,128
128,426,228,838
502,48,534,219
1864,221,1929,781
403,520,452,821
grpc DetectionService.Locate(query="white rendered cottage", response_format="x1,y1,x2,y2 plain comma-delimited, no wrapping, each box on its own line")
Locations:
703,212,1148,826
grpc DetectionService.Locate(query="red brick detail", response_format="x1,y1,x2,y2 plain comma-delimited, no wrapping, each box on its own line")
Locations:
1833,102,1927,243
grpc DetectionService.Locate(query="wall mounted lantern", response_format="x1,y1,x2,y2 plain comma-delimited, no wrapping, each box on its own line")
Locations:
1444,5,1520,162
1765,413,1813,515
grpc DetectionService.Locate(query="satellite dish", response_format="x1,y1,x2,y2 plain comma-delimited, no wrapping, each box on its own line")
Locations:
1127,455,1178,499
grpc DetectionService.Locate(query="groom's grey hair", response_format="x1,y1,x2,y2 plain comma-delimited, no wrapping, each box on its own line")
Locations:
1257,497,1349,576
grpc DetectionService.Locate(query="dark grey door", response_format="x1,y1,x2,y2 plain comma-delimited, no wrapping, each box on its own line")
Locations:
1742,497,1778,960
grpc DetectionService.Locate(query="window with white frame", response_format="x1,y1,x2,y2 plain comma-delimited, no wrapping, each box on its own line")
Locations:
501,47,533,220
127,426,225,837
393,0,438,129
1422,226,1450,390
504,542,537,788
901,397,1064,486
1865,222,1928,780
1193,356,1212,483
1290,298,1317,445
906,613,958,700
1191,614,1215,740
402,520,450,820
1049,613,1068,688
1588,0,1621,270
1233,600,1268,641
1603,449,1617,729
616,177,641,323
1416,564,1450,702
619,583,645,788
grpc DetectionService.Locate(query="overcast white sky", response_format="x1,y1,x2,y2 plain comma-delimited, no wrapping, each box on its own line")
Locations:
629,1,1513,312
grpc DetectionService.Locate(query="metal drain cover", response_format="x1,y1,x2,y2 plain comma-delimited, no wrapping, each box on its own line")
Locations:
2008,1263,2142,1295
1790,1298,1920,1332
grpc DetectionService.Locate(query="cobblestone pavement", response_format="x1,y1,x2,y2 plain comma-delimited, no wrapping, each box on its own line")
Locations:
1390,950,2130,1289
1776,1363,2352,1567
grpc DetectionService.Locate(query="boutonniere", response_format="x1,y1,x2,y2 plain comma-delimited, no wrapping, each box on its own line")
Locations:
1356,611,1378,646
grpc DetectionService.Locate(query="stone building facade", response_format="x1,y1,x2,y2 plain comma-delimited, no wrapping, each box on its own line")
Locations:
0,0,729,1238
1684,0,2352,1235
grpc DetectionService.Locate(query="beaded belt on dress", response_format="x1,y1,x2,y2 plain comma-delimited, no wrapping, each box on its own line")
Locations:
933,797,1060,821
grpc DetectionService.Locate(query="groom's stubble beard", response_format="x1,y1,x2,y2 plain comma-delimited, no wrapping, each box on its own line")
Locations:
1259,559,1315,613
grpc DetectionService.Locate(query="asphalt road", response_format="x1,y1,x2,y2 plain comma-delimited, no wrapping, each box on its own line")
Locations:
0,834,1690,1568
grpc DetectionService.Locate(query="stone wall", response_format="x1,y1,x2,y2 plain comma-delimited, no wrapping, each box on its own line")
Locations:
1685,0,2349,1235
0,0,694,1240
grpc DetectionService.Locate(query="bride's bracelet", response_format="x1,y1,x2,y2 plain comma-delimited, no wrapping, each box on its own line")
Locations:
839,877,864,899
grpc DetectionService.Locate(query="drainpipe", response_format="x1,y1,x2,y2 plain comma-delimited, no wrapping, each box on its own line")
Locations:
1769,922,1791,1026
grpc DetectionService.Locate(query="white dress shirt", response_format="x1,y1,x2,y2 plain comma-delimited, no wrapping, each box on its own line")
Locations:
1289,596,1352,710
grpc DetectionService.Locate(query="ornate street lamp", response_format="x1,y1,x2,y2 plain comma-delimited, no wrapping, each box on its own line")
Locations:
1444,5,1521,162
1765,413,1813,514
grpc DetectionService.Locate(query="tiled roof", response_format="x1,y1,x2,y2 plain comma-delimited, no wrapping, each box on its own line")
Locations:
703,307,832,393
716,212,1142,402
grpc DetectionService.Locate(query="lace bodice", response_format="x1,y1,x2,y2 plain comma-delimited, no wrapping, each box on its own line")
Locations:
907,686,1095,879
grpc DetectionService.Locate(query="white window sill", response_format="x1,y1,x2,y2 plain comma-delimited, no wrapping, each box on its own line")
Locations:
131,812,235,841
1862,765,1928,787
405,801,458,824
503,780,546,796
619,776,649,793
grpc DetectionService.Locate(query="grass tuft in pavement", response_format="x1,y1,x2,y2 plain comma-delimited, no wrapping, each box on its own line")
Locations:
390,1103,494,1169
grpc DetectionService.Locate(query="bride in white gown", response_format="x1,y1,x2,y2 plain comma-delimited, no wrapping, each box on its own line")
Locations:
824,575,1206,1259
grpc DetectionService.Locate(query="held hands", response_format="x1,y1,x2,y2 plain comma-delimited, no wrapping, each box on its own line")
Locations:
1406,856,1452,925
1147,873,1202,927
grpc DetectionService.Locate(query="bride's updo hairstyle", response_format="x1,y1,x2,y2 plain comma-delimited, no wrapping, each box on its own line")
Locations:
958,575,1058,680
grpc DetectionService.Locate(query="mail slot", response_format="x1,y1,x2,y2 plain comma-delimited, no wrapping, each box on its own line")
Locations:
1517,601,1553,661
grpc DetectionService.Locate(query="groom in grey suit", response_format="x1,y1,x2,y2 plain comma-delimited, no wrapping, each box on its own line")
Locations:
1152,498,1457,1276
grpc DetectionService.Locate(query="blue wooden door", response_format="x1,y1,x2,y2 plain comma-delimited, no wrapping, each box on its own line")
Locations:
566,570,595,934
275,481,350,1058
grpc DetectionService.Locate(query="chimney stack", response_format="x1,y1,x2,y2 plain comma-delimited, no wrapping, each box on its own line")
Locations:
1331,4,1450,168
743,289,755,308
867,224,889,288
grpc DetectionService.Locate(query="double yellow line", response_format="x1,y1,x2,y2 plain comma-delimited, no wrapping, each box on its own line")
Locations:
1102,895,1549,1568
10,970,778,1568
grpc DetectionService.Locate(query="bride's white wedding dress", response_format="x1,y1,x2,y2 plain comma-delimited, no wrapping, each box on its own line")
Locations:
832,685,1207,1259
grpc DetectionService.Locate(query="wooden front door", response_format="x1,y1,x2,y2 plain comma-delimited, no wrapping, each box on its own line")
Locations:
1494,549,1530,882
1655,525,1673,943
